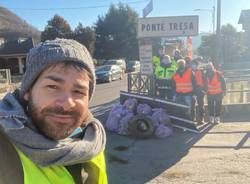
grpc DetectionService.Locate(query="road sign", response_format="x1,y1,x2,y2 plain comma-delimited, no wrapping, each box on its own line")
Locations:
139,44,153,75
138,15,199,38
143,0,153,18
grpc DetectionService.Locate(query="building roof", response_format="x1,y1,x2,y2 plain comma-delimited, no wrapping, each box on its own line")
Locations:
238,9,250,24
0,37,34,56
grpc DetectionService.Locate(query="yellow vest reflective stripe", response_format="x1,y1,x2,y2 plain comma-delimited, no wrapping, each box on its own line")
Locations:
154,63,177,79
207,72,223,94
16,148,108,184
173,68,193,93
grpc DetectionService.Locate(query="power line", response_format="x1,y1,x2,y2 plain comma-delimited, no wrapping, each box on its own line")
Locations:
7,0,148,11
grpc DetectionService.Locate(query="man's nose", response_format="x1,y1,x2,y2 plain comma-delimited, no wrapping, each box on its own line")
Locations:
56,93,76,111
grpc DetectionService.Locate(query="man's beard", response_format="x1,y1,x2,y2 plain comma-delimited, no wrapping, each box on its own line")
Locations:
27,97,82,140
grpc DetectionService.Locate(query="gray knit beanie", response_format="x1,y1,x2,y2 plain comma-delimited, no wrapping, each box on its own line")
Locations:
20,38,96,101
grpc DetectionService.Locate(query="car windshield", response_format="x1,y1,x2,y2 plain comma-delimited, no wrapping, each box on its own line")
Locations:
106,60,117,65
96,65,112,72
127,61,137,66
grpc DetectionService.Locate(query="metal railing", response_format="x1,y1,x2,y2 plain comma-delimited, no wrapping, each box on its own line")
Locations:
128,72,250,104
0,69,11,84
223,80,250,104
128,73,155,96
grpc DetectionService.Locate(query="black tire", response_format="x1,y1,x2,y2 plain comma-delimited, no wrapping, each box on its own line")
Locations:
128,115,155,139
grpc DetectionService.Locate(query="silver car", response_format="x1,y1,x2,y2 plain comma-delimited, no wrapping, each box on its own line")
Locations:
95,65,123,83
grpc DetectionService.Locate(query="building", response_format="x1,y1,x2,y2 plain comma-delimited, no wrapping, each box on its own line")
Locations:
238,9,250,61
0,37,36,75
238,9,250,31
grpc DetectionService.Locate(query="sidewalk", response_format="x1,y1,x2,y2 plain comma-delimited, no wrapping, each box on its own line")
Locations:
106,120,250,184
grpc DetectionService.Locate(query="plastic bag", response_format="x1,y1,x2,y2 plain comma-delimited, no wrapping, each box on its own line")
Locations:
123,98,138,113
136,103,152,115
154,124,173,138
152,108,171,126
105,104,124,132
117,112,134,135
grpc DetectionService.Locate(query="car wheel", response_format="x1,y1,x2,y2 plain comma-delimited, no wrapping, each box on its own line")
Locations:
128,115,155,139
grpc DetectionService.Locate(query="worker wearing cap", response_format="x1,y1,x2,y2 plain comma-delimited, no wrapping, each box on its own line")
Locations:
154,54,178,99
172,59,196,120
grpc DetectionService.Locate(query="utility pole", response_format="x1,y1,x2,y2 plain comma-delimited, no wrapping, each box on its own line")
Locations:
212,6,215,34
216,0,221,36
216,0,222,65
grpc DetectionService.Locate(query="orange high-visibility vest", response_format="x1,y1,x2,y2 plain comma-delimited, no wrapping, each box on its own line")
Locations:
173,68,193,93
207,72,223,95
195,69,204,87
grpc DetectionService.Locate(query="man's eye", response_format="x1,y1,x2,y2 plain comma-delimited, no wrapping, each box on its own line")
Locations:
74,90,86,95
47,85,58,89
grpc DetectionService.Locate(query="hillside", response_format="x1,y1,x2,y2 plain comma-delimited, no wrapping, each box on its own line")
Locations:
0,6,40,41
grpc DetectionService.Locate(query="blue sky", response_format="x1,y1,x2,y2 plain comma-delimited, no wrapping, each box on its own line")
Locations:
0,0,249,33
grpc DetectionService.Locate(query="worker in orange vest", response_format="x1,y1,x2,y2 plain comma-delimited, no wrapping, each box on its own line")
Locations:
172,59,196,120
206,62,226,124
191,58,206,124
184,56,192,69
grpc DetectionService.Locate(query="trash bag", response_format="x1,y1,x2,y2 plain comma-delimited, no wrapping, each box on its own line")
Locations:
123,98,138,113
105,104,124,132
136,103,152,115
117,112,134,135
152,108,171,126
121,108,132,116
128,115,155,139
154,124,173,138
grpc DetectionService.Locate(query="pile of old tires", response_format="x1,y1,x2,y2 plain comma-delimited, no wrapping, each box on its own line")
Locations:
105,98,173,139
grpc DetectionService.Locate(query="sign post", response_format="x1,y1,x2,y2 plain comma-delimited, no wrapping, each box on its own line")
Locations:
138,15,199,38
139,42,153,75
143,0,153,18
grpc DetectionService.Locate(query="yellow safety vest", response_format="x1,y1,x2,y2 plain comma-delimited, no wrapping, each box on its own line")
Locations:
16,149,108,184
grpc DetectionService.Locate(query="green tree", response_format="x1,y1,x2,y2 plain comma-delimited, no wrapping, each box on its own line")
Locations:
220,24,245,63
73,23,96,56
41,14,72,41
198,24,245,64
94,3,139,60
198,34,217,62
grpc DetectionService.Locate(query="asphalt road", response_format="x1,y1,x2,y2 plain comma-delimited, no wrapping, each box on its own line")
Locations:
105,119,250,184
88,78,250,184
90,76,127,108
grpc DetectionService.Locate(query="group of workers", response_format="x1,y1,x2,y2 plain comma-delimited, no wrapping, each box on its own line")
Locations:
153,47,226,124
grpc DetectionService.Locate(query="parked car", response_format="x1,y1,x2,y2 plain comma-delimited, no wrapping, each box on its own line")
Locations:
105,59,126,73
95,65,123,83
126,60,140,72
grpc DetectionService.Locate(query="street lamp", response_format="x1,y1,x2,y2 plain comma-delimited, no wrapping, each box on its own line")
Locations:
194,6,215,33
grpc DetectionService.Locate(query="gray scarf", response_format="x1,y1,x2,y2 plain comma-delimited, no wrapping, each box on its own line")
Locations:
0,92,106,167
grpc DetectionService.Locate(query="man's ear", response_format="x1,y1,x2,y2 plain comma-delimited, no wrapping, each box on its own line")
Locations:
23,92,30,101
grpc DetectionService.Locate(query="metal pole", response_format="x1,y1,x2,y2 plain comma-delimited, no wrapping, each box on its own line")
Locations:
216,0,221,36
212,6,215,34
216,0,222,65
